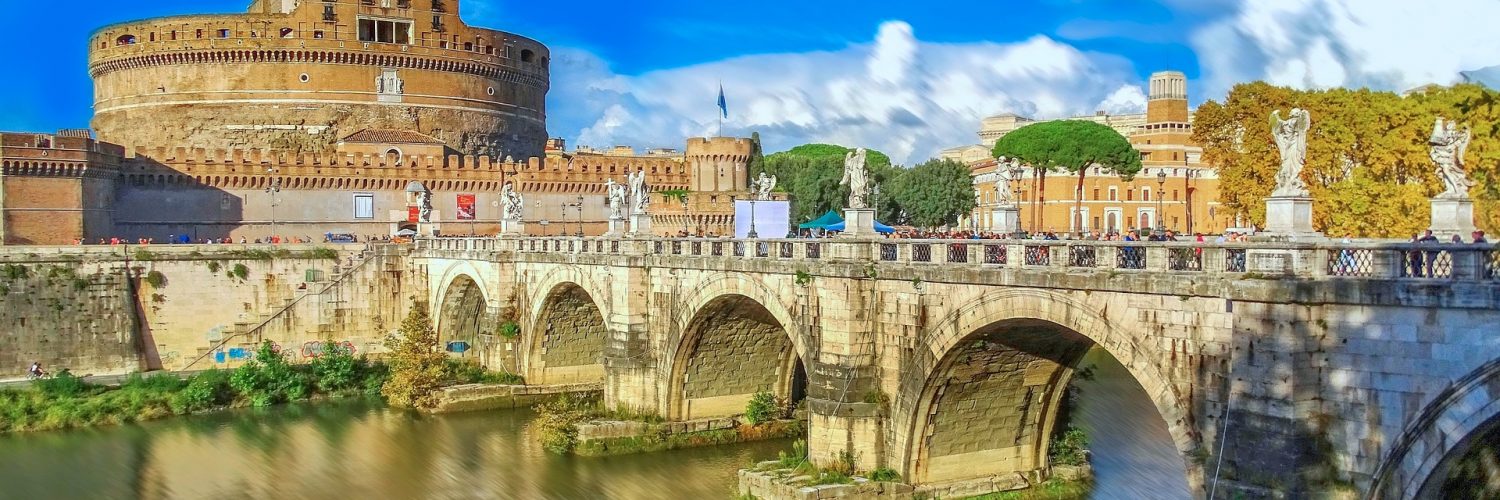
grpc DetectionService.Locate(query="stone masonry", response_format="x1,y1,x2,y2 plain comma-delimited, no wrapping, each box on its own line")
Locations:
415,236,1500,499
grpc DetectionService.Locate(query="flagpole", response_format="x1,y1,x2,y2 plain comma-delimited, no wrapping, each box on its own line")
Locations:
717,80,723,137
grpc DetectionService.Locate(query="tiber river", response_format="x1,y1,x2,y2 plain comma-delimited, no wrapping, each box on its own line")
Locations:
0,352,1189,500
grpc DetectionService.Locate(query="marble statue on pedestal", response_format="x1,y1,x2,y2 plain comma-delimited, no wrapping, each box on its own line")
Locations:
501,182,523,222
605,178,626,220
994,157,1017,206
752,172,777,201
840,148,871,209
1271,108,1311,198
627,169,650,215
1430,117,1474,200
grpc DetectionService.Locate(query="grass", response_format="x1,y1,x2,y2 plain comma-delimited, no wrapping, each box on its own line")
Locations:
0,342,388,434
575,420,804,456
441,358,524,385
965,477,1094,500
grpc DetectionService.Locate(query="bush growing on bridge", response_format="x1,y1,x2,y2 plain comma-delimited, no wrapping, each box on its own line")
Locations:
1049,425,1090,466
230,342,313,407
745,390,782,424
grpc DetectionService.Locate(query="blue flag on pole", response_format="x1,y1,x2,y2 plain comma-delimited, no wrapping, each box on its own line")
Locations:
717,84,728,119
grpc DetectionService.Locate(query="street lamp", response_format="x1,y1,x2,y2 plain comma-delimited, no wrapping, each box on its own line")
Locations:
575,196,584,237
748,195,759,239
1009,165,1024,238
265,167,281,242
1155,169,1167,233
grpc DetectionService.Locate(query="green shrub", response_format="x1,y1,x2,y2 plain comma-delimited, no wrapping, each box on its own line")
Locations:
36,371,91,398
121,372,187,393
206,261,222,273
144,270,167,288
866,468,902,482
497,321,520,339
309,342,367,393
133,249,156,261
745,390,780,425
1,264,28,281
308,247,340,260
532,394,594,454
229,342,311,407
442,358,524,385
170,369,232,413
231,264,250,280
1049,426,1089,466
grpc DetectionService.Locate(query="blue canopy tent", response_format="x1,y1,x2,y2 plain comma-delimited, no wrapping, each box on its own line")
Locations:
827,220,896,234
798,210,844,230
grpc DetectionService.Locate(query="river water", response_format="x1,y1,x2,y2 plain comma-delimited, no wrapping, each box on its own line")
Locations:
0,400,790,500
0,350,1189,500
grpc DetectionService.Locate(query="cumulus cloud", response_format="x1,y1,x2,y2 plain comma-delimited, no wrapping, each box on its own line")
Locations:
548,21,1144,164
1191,0,1500,99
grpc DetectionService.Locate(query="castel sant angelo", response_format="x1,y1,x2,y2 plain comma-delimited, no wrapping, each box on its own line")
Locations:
0,0,753,244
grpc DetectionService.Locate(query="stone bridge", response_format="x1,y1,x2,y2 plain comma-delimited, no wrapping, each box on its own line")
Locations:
413,236,1500,498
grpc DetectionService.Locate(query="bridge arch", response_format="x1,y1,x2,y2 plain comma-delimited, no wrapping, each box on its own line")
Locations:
432,262,495,355
524,265,612,385
902,288,1198,491
665,273,811,421
1368,357,1500,499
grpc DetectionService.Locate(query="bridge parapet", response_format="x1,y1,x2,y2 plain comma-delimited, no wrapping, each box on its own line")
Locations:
418,236,1500,283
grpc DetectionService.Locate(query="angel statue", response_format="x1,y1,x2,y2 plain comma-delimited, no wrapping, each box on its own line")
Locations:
994,157,1017,206
627,168,649,215
753,171,777,201
1270,108,1311,198
501,181,524,222
1430,117,1475,200
840,148,871,209
605,178,626,220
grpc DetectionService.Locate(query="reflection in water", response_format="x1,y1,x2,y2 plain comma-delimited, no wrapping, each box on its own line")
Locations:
1073,348,1193,499
0,400,791,500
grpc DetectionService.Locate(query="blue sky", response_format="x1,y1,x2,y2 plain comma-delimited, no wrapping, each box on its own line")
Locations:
3,0,1498,163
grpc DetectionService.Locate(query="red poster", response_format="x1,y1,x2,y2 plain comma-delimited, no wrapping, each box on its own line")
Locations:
456,194,476,221
407,206,420,223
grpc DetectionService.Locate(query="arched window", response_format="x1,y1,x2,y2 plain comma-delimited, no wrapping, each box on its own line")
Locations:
280,28,295,38
116,34,137,46
520,49,535,63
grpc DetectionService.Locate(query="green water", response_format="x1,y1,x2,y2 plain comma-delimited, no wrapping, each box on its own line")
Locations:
0,400,791,500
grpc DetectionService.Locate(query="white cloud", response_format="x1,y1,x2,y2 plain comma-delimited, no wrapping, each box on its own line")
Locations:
548,21,1143,164
1191,0,1500,99
1096,85,1148,115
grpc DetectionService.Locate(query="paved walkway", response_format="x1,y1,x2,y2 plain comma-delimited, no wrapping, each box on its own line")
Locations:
0,370,203,389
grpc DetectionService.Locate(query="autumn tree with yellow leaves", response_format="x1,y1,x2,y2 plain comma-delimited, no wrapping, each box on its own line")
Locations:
1193,82,1498,237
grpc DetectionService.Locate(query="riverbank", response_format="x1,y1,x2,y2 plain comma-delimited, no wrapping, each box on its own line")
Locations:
0,341,517,434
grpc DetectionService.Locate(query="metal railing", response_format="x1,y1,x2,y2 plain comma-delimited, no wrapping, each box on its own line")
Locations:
415,237,1500,282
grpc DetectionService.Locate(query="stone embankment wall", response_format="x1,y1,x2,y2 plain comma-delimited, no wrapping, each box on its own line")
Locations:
0,244,413,377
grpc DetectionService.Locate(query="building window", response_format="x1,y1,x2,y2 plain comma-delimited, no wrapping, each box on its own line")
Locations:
1092,188,1099,201
354,194,375,219
1173,190,1179,201
116,34,137,45
196,29,204,39
217,29,230,38
280,27,295,38
358,18,411,44
521,49,535,63
313,30,325,39
1143,188,1152,202
1109,187,1118,201
1126,189,1133,201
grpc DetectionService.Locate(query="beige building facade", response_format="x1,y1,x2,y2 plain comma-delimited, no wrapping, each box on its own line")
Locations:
963,71,1226,235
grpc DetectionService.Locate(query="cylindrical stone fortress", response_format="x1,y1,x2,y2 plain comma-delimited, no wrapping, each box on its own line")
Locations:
88,0,548,158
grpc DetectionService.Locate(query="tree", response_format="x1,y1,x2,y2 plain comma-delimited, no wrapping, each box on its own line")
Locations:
1192,82,1500,235
382,303,447,409
747,132,766,178
762,144,905,225
891,158,976,228
992,120,1142,233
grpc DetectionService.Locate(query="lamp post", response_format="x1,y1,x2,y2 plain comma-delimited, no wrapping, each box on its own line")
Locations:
265,167,281,242
575,196,584,237
747,195,759,239
1009,164,1024,238
1155,169,1167,233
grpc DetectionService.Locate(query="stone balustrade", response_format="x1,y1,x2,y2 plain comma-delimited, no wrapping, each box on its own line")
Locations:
417,236,1499,283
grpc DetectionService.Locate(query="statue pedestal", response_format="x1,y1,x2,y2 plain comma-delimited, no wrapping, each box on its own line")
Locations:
992,205,1021,235
1262,196,1321,240
841,208,877,238
1430,197,1478,239
629,213,653,236
606,217,625,237
500,220,525,236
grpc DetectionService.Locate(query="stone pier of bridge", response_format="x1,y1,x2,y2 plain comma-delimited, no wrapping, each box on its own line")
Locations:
415,236,1500,499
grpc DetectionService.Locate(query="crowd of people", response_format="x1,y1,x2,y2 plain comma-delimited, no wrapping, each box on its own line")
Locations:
67,234,409,246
